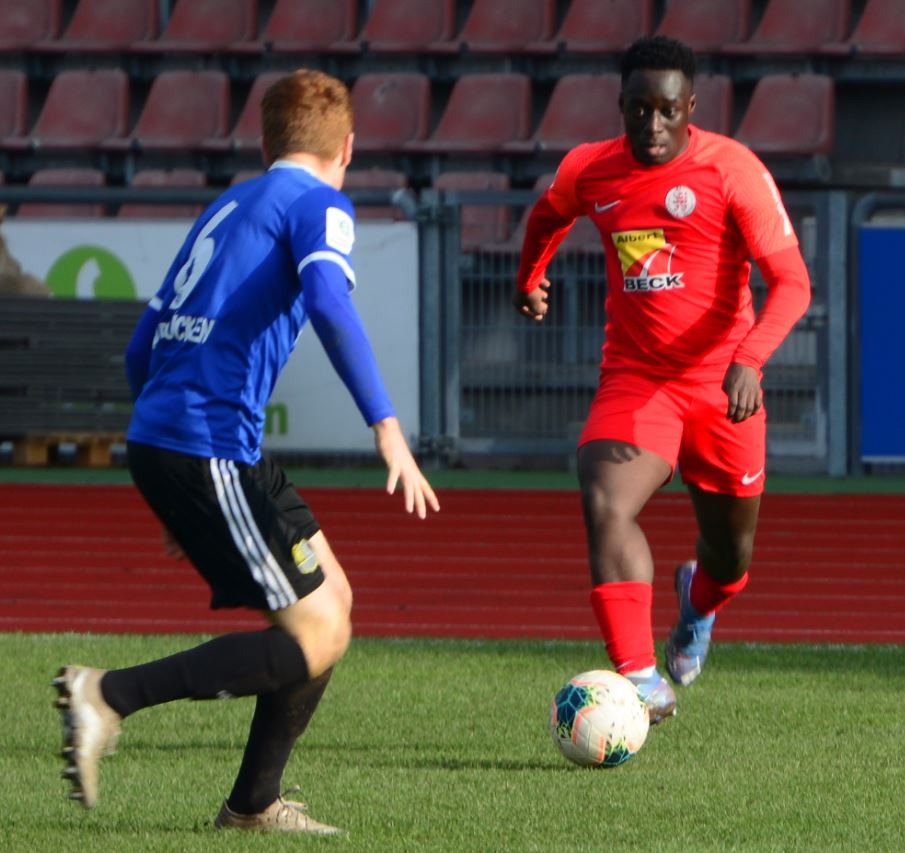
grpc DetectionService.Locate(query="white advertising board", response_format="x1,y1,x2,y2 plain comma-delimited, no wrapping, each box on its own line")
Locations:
2,219,420,452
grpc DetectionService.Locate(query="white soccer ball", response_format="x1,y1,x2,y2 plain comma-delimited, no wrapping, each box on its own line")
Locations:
549,669,650,767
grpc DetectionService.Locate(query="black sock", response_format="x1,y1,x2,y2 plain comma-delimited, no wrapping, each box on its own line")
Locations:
227,668,333,815
99,627,309,718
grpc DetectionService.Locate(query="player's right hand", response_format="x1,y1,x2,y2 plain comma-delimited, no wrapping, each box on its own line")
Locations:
512,279,551,321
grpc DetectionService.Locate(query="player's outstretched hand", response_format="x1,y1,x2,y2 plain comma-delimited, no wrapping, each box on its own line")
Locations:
512,279,551,321
372,417,440,519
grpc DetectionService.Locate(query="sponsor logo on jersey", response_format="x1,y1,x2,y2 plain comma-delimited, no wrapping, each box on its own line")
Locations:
152,313,216,348
665,185,696,218
611,228,685,292
325,206,355,254
594,200,620,213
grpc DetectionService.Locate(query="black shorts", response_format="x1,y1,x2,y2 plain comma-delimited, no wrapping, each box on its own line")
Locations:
127,441,324,611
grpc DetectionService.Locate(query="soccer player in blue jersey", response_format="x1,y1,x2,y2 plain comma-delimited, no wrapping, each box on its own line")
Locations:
52,69,439,834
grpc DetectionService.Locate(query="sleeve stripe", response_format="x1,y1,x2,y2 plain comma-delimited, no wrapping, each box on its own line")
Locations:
298,250,357,289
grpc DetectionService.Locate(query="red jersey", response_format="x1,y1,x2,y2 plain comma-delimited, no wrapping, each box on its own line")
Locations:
516,127,811,380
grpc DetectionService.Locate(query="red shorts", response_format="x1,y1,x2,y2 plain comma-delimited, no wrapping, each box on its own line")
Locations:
578,369,766,497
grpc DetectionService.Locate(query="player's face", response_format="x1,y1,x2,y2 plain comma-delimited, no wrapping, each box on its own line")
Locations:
620,69,694,166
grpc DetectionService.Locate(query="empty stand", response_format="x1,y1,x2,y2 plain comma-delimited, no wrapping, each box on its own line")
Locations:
131,0,256,52
202,71,282,152
104,70,230,152
358,0,457,53
0,0,61,50
34,0,158,52
17,167,106,218
6,69,129,151
655,0,751,50
232,0,358,53
723,0,850,54
734,74,835,155
407,73,532,153
691,73,734,136
118,168,207,219
821,0,905,55
527,0,653,54
351,72,431,152
505,74,622,154
434,170,511,250
0,70,27,141
451,0,556,54
344,168,410,220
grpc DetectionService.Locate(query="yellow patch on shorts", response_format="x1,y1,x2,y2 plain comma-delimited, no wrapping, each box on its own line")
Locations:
292,538,319,575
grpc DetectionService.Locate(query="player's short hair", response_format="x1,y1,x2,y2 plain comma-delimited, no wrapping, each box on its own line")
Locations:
620,36,696,84
261,69,353,162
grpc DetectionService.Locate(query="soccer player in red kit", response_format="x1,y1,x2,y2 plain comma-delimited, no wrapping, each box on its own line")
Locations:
512,36,811,723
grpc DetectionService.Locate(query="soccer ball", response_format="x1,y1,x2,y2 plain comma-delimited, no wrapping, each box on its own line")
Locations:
549,669,650,768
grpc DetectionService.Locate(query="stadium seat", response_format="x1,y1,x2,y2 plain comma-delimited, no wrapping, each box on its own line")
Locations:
734,74,835,155
691,73,734,136
232,0,358,53
201,71,282,152
358,0,457,53
118,168,207,219
407,73,532,153
344,168,410,220
527,0,653,54
722,0,850,54
450,0,557,54
821,0,905,55
17,167,106,218
351,72,431,152
131,0,256,52
0,0,61,50
434,171,511,250
505,74,622,154
655,0,751,50
34,0,158,52
0,69,27,142
5,69,129,151
104,70,230,152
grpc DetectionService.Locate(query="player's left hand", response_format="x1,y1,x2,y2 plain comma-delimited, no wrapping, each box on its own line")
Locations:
512,279,551,321
722,363,763,423
372,417,440,519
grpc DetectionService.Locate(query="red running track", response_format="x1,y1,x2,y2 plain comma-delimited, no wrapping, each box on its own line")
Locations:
1,484,903,643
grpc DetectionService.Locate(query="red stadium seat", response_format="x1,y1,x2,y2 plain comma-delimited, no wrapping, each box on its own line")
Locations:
118,168,207,219
202,71,282,152
451,0,556,54
6,69,129,150
34,0,158,52
351,72,431,152
17,167,106,218
0,69,27,141
691,73,734,136
344,168,410,220
407,73,532,153
655,0,751,51
505,74,622,154
734,74,835,156
132,0,256,51
104,70,230,152
358,0,456,53
527,0,653,54
232,0,358,53
0,0,61,50
821,0,905,55
723,0,850,54
434,171,511,249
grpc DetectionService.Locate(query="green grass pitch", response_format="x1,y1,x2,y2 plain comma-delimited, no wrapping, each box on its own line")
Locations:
4,633,904,851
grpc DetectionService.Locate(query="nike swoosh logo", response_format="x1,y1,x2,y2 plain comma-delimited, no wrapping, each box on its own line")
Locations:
594,200,620,213
741,468,764,486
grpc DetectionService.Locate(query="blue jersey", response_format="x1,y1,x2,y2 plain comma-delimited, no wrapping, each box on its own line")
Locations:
125,161,394,463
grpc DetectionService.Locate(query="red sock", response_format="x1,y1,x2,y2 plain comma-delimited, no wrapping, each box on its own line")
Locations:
589,582,655,674
690,568,749,616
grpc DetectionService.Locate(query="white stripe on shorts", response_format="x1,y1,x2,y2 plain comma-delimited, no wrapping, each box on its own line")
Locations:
209,458,297,610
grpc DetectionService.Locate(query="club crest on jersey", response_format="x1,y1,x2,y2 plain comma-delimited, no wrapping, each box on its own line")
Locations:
612,228,685,292
325,206,355,254
665,185,696,218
